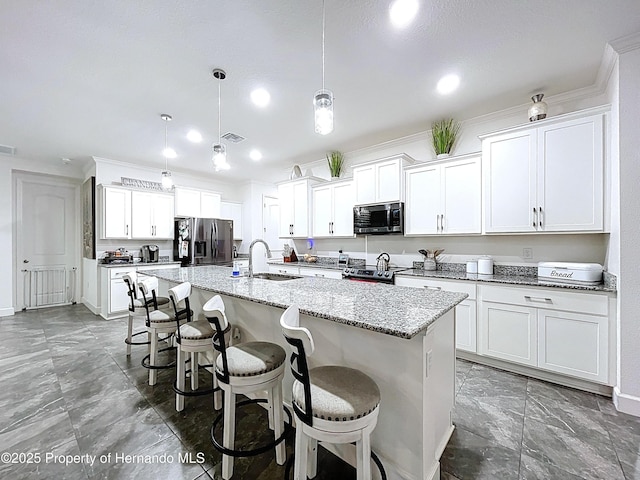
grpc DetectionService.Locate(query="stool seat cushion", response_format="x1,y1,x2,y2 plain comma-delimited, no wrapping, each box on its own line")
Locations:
179,319,214,340
132,296,170,310
216,342,285,377
292,366,380,422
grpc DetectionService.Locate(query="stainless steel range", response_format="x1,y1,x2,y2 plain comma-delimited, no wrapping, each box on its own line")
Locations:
342,266,401,284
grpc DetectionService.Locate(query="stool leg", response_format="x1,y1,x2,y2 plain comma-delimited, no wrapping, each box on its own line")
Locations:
356,433,372,480
222,391,236,480
294,426,308,480
307,438,318,479
273,383,285,465
176,346,186,411
213,371,222,410
191,352,199,390
126,314,133,356
149,330,158,386
267,387,275,430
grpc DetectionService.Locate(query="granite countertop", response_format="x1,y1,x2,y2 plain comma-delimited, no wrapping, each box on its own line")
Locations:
396,268,616,293
267,260,348,270
139,265,467,339
100,261,181,268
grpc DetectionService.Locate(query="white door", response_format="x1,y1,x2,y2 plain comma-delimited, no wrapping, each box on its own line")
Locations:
102,186,131,239
277,183,294,237
291,181,309,237
16,175,79,310
376,159,401,202
331,182,354,236
312,185,332,237
353,164,376,204
405,165,440,235
200,191,221,218
130,190,154,238
442,157,482,234
263,195,281,249
151,193,175,239
455,300,477,353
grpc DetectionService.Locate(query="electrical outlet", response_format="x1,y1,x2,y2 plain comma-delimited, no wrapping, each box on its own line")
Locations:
523,248,533,259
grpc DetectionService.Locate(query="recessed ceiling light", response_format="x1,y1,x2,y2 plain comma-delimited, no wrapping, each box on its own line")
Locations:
250,149,262,161
250,88,271,108
187,130,202,143
389,0,419,28
162,147,177,159
437,74,460,95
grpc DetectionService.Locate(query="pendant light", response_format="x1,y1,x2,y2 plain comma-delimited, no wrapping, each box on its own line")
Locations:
212,68,230,171
314,0,333,135
160,114,175,190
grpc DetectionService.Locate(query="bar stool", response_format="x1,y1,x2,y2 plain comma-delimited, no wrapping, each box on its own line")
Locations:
123,272,170,356
138,276,189,386
169,282,230,412
280,305,384,480
203,295,290,480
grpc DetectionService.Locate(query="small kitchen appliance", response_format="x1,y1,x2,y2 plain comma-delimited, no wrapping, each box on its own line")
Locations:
538,262,603,285
101,249,133,264
141,244,159,263
376,252,390,271
353,202,404,235
338,251,349,266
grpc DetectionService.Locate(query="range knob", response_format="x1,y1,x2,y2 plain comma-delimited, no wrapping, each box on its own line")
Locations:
377,271,383,276
384,272,390,277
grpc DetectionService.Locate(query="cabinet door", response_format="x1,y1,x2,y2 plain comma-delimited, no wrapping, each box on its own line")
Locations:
174,187,201,217
331,182,354,237
200,191,221,218
152,193,175,239
268,265,300,275
278,183,294,238
298,267,343,279
376,159,401,203
455,300,477,353
103,187,131,239
292,181,309,237
312,185,332,237
442,157,481,234
405,165,440,235
353,164,376,204
479,301,537,366
537,309,608,383
537,115,603,231
130,191,154,239
109,279,130,314
483,130,537,233
221,202,243,240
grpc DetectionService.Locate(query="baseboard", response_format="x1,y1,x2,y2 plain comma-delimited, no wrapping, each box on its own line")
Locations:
613,387,640,417
0,307,15,317
80,298,100,315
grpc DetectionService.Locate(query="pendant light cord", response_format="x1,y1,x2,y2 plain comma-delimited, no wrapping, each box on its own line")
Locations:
164,121,169,170
218,79,222,144
322,0,326,91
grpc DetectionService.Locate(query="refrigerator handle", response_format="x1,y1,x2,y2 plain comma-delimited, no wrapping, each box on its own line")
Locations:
214,221,218,259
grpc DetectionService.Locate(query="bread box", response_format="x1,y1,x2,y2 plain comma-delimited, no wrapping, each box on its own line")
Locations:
537,262,603,285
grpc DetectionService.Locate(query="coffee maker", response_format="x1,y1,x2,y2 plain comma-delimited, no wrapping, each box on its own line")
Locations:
141,245,159,263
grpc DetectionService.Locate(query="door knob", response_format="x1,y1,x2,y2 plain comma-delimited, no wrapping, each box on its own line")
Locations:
23,259,29,263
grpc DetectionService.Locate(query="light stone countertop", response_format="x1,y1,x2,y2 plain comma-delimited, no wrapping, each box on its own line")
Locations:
139,265,467,339
100,261,181,268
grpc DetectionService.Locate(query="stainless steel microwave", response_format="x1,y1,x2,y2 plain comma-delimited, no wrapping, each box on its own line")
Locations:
353,202,404,235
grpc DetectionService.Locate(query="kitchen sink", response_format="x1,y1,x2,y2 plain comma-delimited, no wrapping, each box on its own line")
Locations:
251,272,302,281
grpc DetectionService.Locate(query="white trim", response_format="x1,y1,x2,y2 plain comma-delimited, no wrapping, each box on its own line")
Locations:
610,31,640,54
613,387,640,417
80,298,100,315
0,307,15,317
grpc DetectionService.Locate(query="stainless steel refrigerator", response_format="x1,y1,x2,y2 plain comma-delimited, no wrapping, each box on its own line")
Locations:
174,217,234,266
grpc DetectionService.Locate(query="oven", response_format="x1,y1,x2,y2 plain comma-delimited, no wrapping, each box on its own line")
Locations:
342,267,397,284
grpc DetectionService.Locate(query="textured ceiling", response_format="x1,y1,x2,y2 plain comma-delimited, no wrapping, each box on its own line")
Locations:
1,0,639,183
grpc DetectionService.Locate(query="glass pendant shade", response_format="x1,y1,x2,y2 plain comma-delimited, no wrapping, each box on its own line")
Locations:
212,143,229,171
528,93,548,122
161,170,173,189
314,89,334,135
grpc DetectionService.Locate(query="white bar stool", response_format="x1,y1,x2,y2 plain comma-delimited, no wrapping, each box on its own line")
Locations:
203,295,290,480
280,304,385,480
169,282,229,412
123,272,169,356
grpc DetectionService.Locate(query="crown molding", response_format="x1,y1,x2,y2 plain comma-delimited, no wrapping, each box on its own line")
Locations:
610,31,640,54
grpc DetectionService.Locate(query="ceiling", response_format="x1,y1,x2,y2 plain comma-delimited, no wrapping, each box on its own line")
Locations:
1,1,640,183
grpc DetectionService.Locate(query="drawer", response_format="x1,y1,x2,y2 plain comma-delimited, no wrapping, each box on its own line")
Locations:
478,284,607,316
137,264,180,272
109,267,137,280
269,265,300,275
396,276,476,300
298,267,342,279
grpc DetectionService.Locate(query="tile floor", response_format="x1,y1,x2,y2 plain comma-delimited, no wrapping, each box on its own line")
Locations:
0,304,639,479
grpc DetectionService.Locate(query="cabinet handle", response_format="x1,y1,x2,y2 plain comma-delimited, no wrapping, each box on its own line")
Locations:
524,295,553,304
315,273,325,277
424,285,442,290
440,214,444,233
436,215,440,232
538,207,543,228
532,207,537,228
126,225,129,236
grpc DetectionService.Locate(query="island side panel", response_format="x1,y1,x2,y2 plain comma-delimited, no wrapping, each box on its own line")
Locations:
164,280,429,480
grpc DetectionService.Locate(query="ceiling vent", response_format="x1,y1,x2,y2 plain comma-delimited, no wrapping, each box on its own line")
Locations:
221,132,245,143
0,144,16,156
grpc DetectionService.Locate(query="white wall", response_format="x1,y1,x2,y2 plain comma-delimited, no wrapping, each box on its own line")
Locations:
613,41,640,415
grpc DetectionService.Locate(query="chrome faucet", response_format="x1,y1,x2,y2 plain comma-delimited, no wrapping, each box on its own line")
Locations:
248,239,272,278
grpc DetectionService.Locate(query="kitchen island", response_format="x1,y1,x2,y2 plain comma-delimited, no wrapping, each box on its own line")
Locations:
141,265,467,480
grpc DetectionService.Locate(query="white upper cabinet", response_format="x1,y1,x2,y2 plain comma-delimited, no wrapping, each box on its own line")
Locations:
278,178,323,238
130,190,175,239
352,154,415,204
101,186,131,239
312,180,355,238
481,109,604,233
174,186,221,218
220,201,243,240
405,154,481,235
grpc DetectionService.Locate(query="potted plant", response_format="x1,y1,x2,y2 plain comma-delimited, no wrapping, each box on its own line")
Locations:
326,150,345,179
431,118,461,158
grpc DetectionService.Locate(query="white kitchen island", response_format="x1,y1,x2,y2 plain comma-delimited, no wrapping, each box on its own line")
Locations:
141,266,467,480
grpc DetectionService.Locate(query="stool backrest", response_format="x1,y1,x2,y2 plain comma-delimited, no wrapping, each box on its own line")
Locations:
280,305,315,426
203,295,231,384
168,282,193,342
137,276,161,319
123,272,139,312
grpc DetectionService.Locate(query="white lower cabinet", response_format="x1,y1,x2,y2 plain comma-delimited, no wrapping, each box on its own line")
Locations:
478,284,609,383
298,266,343,279
395,276,477,353
268,265,300,276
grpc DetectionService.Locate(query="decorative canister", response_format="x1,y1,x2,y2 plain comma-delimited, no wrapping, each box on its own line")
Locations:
528,93,548,122
466,260,478,274
477,256,494,275
424,258,437,271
